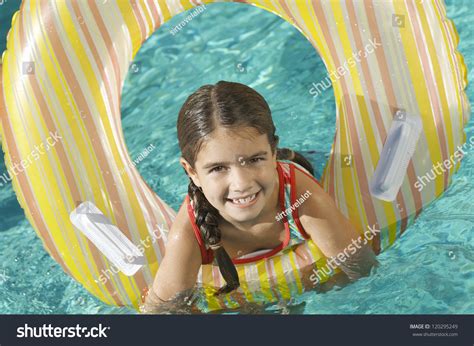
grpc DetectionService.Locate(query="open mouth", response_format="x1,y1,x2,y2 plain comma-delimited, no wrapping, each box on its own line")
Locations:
226,190,261,207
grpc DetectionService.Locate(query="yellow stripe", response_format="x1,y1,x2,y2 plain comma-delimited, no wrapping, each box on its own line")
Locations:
236,265,254,303
57,0,161,285
431,0,466,136
439,1,468,144
306,240,324,262
8,3,111,300
157,0,172,23
203,286,222,311
4,58,107,303
32,5,132,305
54,2,144,303
252,0,291,24
415,1,454,161
31,2,105,213
331,0,379,167
394,1,444,196
272,256,291,300
201,264,213,283
312,3,366,233
31,1,127,305
181,0,195,11
314,256,339,285
300,0,331,65
388,217,397,246
256,259,275,301
201,266,223,311
287,251,303,294
117,1,142,57
331,1,397,236
339,99,368,233
138,0,154,36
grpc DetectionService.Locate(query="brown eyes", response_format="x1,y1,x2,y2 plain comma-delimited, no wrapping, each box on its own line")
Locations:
209,157,265,173
210,166,225,173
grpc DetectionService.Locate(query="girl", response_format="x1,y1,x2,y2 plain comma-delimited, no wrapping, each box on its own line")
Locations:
143,81,377,313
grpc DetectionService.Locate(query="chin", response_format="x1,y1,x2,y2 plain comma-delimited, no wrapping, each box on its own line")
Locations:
228,213,259,224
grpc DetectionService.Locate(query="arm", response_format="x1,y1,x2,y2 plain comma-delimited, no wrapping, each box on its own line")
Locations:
141,203,203,314
297,170,379,282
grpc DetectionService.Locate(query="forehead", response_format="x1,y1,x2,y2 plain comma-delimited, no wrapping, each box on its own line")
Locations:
196,127,270,165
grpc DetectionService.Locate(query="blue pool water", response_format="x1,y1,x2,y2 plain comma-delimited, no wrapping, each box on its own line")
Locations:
0,1,472,314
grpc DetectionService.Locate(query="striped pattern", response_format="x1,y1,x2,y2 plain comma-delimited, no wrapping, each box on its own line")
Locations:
197,240,335,311
0,0,468,312
196,161,335,311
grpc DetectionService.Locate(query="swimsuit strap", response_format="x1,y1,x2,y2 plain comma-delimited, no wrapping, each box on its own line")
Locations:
278,160,311,246
185,195,214,264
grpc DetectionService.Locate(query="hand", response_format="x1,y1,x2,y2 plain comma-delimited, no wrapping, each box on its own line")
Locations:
140,287,201,314
336,242,379,281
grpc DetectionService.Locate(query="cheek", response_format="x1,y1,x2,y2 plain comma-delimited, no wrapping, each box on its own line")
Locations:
257,170,276,192
204,180,225,201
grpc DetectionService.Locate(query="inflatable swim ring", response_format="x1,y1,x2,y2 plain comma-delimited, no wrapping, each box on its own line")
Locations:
0,0,469,312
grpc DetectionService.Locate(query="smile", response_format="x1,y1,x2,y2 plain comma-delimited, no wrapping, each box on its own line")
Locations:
226,190,260,207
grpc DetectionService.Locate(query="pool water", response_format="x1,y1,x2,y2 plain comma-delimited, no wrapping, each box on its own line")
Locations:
0,1,472,314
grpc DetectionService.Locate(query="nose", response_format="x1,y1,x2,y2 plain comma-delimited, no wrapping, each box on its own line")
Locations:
229,166,254,194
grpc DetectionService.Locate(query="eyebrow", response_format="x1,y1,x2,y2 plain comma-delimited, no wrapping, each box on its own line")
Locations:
202,151,268,169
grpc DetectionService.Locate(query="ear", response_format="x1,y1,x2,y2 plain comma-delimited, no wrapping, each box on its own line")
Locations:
180,157,202,188
271,149,278,169
273,136,279,168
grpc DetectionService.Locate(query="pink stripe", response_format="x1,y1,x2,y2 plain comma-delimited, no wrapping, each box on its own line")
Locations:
433,0,467,128
36,1,125,305
148,0,162,30
344,1,411,237
285,251,303,292
368,4,421,228
87,0,168,260
293,244,317,290
345,1,386,139
17,10,121,297
265,259,281,299
40,0,147,302
433,0,465,110
311,0,380,254
93,0,173,253
362,0,422,233
0,67,71,277
18,14,81,204
278,0,298,25
406,0,449,189
131,0,147,42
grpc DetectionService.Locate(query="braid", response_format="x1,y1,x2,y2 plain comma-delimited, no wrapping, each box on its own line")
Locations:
188,179,240,295
277,147,315,176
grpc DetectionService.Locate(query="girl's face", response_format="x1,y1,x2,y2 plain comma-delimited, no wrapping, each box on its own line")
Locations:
180,126,279,227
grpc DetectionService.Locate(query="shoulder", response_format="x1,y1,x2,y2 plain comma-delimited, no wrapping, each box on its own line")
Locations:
291,164,339,229
292,164,332,212
165,198,202,259
291,163,365,258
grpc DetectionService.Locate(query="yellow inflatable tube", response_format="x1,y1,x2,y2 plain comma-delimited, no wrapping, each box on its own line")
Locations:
0,0,469,311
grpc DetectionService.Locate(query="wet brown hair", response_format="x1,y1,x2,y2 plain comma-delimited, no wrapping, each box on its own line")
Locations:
177,81,314,295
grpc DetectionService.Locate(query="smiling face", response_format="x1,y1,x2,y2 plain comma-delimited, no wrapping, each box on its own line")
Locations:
180,126,279,228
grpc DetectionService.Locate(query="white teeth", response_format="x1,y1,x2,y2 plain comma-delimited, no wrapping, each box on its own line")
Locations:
231,193,257,205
